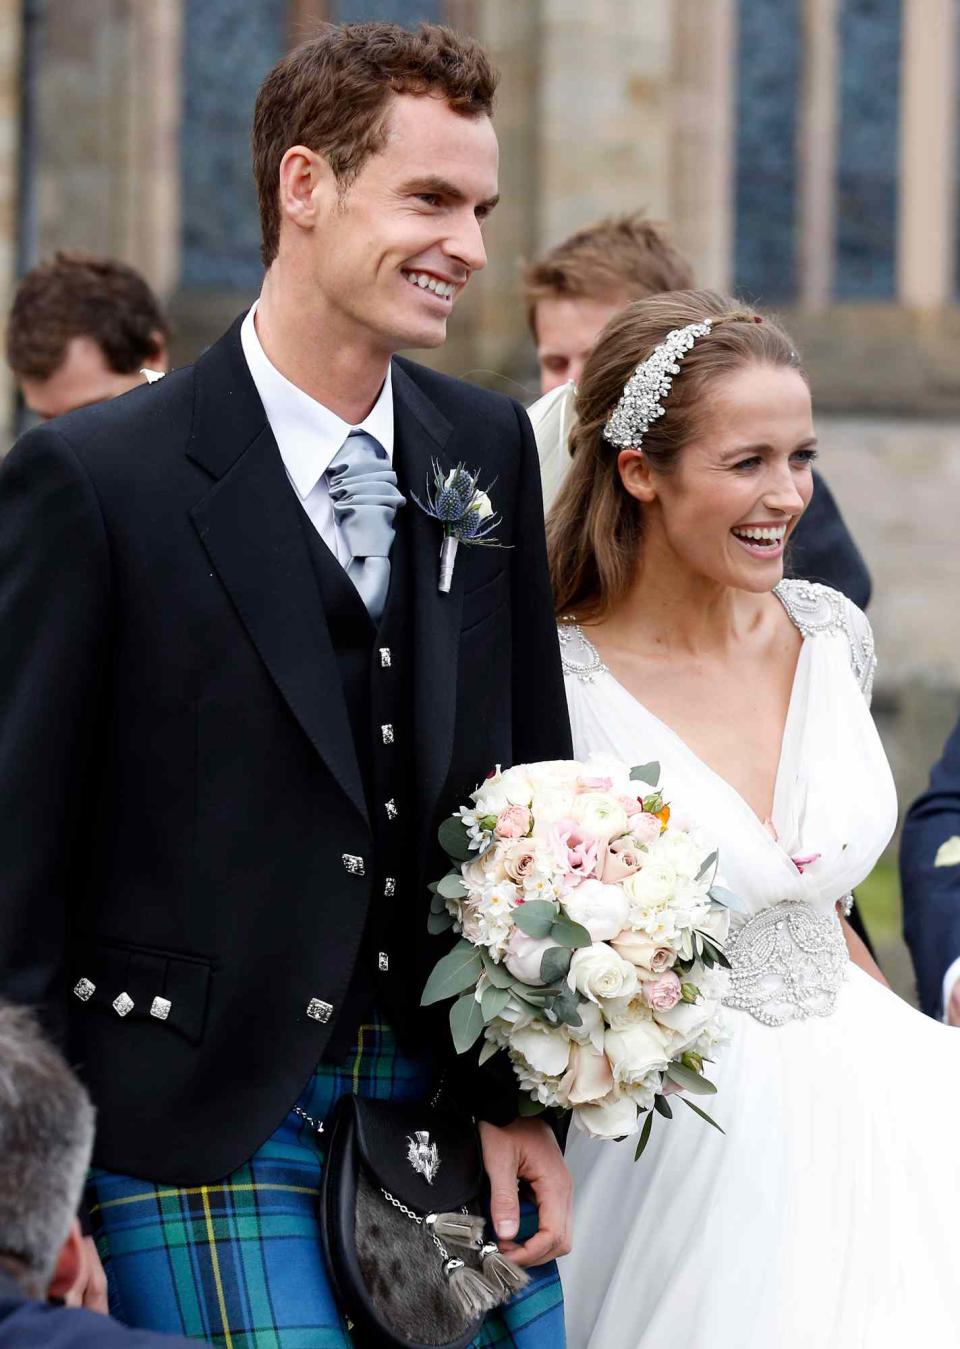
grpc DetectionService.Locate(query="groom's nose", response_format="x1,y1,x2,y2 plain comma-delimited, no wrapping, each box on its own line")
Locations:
442,209,488,274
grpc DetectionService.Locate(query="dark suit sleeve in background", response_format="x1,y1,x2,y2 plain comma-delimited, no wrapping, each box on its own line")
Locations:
787,470,872,610
900,713,960,1016
0,426,112,1034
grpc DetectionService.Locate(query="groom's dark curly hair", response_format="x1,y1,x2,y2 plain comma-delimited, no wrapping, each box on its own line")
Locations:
252,22,498,268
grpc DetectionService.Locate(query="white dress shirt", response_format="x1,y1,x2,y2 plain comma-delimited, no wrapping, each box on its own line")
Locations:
240,301,395,565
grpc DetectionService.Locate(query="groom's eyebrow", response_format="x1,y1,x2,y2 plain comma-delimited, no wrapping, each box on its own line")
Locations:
402,175,500,212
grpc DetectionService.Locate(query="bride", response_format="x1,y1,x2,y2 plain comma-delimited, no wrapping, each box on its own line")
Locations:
542,291,959,1347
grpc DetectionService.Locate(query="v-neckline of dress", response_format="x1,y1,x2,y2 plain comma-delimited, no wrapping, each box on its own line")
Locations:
570,588,810,853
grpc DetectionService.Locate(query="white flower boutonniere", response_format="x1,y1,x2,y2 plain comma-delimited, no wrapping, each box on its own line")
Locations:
412,460,504,593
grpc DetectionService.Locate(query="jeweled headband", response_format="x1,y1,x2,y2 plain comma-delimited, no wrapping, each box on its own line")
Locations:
602,319,714,451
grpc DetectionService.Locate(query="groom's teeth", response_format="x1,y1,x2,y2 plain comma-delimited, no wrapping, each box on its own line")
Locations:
403,271,455,297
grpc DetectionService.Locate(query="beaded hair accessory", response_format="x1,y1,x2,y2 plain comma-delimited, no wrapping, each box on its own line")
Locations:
602,319,714,450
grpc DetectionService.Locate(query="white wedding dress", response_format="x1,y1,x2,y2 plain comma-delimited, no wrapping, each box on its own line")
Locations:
557,580,960,1349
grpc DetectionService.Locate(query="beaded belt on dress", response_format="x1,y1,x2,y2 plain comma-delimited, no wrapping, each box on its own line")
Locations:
722,901,848,1027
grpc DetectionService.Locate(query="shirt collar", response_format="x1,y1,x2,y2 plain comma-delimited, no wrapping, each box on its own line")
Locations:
240,301,395,501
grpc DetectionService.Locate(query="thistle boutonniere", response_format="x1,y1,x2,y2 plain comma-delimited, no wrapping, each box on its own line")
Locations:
412,461,504,593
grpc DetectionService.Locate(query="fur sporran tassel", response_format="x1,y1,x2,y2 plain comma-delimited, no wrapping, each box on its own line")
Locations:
479,1241,530,1299
444,1258,501,1319
427,1211,487,1250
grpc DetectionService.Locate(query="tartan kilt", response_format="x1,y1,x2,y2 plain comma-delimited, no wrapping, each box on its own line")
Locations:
86,1017,565,1348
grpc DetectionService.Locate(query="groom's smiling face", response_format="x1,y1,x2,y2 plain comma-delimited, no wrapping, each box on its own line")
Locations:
306,93,499,352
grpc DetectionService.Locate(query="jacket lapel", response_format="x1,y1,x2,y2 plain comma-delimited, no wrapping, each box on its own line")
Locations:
187,320,369,828
391,362,461,852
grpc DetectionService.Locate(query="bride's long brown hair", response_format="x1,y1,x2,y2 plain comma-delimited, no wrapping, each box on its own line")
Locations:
547,290,804,622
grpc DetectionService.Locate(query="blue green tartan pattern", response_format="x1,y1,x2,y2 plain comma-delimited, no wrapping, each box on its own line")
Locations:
86,1018,565,1348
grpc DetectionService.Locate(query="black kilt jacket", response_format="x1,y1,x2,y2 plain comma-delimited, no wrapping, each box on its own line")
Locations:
0,317,573,1183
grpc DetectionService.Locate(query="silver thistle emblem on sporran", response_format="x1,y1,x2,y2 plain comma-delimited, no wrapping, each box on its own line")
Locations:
406,1130,441,1184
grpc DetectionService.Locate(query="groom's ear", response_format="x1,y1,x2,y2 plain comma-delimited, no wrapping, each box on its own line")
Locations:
617,448,657,504
277,145,337,235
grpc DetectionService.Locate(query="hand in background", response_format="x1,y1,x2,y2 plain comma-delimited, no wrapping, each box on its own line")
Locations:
479,1117,573,1267
62,1232,109,1314
946,978,960,1026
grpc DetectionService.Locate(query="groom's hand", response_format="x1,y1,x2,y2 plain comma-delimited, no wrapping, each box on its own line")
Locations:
479,1118,572,1267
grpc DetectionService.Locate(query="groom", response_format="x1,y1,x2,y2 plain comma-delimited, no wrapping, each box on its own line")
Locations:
0,22,571,1342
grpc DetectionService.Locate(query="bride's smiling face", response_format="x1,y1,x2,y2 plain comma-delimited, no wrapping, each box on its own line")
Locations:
619,362,816,593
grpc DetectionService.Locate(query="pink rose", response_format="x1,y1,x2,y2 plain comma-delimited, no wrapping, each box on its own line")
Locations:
558,1041,614,1106
550,819,601,884
642,971,682,1012
495,805,532,840
610,930,675,973
617,794,643,814
577,775,613,793
601,847,643,885
626,812,662,846
502,841,541,884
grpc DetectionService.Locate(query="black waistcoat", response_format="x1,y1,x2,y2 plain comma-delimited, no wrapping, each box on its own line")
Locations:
300,506,413,1057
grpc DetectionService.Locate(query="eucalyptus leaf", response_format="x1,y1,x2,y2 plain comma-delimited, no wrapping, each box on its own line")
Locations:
480,983,511,1022
682,1097,725,1134
478,1037,501,1067
449,991,485,1054
480,950,514,988
438,815,472,863
512,900,558,939
421,941,482,1006
429,890,448,915
630,762,660,787
698,935,732,970
550,916,593,949
695,850,719,882
665,1062,718,1095
437,871,468,900
427,909,455,935
518,1093,546,1117
634,1109,654,1160
552,985,583,1027
653,1093,673,1119
708,883,748,914
540,945,572,985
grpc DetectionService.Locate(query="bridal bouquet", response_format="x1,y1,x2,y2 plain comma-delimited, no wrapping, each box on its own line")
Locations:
423,756,733,1155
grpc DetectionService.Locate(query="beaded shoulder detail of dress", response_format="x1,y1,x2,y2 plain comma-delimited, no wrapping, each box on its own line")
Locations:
557,579,876,705
557,622,606,684
773,579,876,704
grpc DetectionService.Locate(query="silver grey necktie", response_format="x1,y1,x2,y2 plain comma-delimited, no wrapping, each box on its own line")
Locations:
326,430,405,622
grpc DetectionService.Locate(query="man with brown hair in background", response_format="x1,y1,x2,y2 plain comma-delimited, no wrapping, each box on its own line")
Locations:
6,252,169,421
523,210,873,611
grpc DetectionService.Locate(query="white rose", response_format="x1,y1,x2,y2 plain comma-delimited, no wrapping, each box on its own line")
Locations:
566,998,606,1052
605,1022,670,1086
510,1022,571,1077
497,765,535,806
623,859,677,912
568,944,638,1004
557,1041,614,1106
470,489,494,519
526,760,582,791
571,793,629,842
654,996,715,1050
473,782,511,817
561,879,630,942
697,905,731,945
503,929,558,986
575,1093,639,1139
